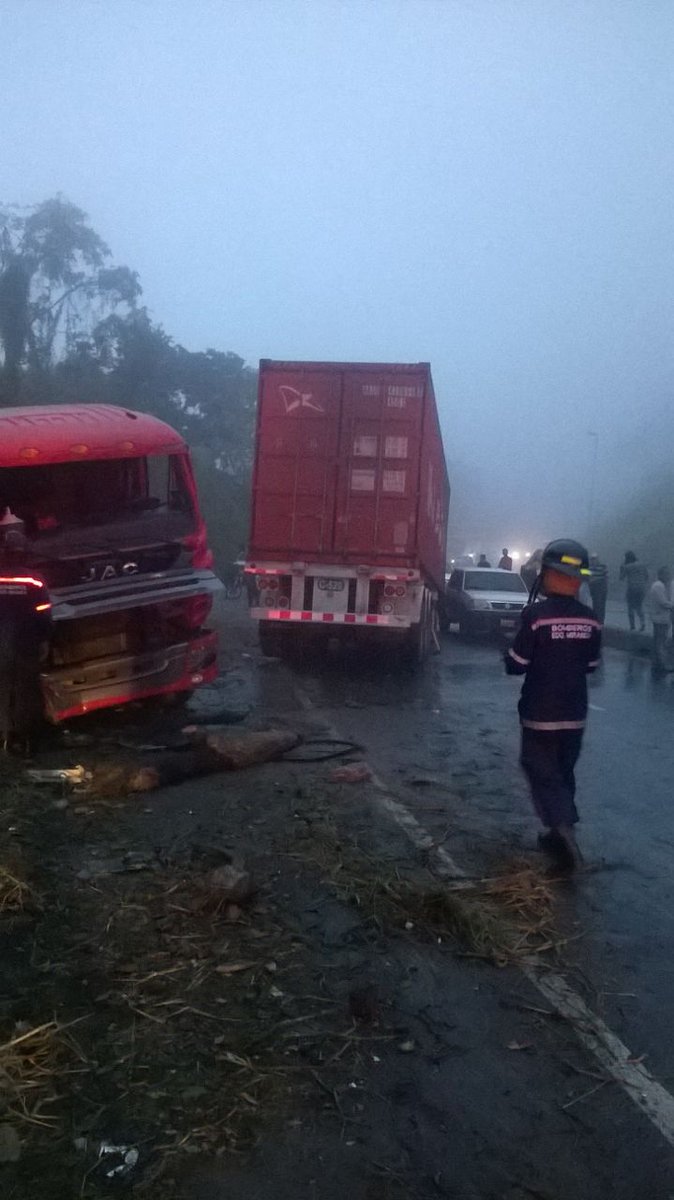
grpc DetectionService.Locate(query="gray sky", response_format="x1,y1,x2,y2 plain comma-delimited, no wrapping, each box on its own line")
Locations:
3,0,673,555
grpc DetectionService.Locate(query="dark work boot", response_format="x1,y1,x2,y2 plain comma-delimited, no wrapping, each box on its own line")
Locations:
537,830,564,854
556,825,584,872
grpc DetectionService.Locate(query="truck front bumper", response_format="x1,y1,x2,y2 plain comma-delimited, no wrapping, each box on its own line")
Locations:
41,630,218,723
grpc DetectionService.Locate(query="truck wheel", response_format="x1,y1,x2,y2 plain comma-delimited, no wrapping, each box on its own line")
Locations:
403,597,431,667
259,621,286,658
430,601,441,652
0,615,44,746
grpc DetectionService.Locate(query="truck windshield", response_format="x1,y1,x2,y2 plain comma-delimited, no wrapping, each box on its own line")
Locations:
0,454,194,541
465,571,527,592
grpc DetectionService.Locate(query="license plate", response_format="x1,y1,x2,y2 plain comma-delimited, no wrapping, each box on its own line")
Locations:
317,578,345,593
500,618,516,628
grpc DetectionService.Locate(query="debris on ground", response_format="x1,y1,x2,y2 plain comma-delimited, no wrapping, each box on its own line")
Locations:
200,860,257,910
198,728,300,769
0,1021,68,1129
293,825,569,966
26,766,91,786
25,729,301,797
329,762,372,784
97,1141,139,1179
0,865,39,914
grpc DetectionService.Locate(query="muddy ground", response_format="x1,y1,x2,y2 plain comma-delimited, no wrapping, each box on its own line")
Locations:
1,602,673,1199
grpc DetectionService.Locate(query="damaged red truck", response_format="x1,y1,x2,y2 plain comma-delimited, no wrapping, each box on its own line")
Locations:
246,361,449,662
0,404,222,729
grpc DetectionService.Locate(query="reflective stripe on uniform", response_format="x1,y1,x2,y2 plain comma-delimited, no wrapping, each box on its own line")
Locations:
530,616,602,632
508,648,530,666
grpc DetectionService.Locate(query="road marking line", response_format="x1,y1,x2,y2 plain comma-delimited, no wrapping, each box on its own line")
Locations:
292,678,674,1148
371,785,467,880
523,967,674,1149
589,703,606,711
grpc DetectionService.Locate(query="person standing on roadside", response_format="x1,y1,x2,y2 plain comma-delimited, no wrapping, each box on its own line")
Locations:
588,554,609,624
647,567,674,674
498,548,513,571
505,539,601,871
620,551,648,632
477,553,491,568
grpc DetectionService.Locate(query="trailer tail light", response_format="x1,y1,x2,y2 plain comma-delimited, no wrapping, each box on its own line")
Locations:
183,527,214,570
384,585,396,597
257,574,292,605
396,586,406,597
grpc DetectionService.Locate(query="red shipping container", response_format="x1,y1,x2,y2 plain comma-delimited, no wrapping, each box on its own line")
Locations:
249,361,449,593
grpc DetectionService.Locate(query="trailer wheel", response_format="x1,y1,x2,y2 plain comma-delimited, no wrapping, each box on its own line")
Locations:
430,600,441,652
403,595,431,667
259,621,287,658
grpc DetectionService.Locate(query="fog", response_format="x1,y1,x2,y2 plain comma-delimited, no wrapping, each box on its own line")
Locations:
3,0,673,559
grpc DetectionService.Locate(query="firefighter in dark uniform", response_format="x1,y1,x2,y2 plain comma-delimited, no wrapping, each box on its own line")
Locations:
0,508,51,750
505,539,601,870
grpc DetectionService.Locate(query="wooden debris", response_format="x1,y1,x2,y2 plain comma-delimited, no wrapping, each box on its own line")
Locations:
80,729,301,795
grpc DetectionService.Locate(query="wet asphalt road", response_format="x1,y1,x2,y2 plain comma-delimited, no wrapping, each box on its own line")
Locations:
261,625,674,1143
130,598,674,1196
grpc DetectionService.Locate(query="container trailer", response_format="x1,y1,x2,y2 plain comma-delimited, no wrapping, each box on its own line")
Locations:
246,361,449,662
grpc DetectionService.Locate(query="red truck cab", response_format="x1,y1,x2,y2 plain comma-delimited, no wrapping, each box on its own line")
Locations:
0,404,223,728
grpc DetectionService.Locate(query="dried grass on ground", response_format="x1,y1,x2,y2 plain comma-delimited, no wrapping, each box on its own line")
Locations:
0,1022,72,1129
0,865,39,914
293,825,568,966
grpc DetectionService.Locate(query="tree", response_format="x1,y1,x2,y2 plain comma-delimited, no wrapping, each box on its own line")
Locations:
1,194,258,575
0,196,140,401
69,309,256,477
56,309,257,574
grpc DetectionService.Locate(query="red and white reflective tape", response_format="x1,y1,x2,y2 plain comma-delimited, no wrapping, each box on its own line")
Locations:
251,608,401,626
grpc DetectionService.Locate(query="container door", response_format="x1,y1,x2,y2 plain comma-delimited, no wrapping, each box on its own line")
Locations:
334,372,425,561
250,370,341,556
